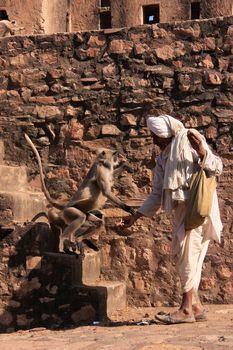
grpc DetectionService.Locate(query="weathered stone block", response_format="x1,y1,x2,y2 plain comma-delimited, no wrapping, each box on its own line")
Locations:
216,266,232,280
0,89,7,100
206,126,218,140
227,25,233,35
216,135,232,154
102,63,118,79
178,73,191,92
205,70,222,85
22,38,34,49
218,57,229,72
223,72,233,88
101,124,121,136
23,69,47,82
31,84,49,95
120,114,137,127
108,39,133,55
61,120,84,141
174,23,201,39
75,47,101,60
29,96,55,104
88,34,106,47
48,68,64,79
213,108,233,122
9,54,32,67
39,51,58,65
133,276,145,291
26,256,42,271
144,65,174,77
200,277,216,291
128,30,147,42
154,45,175,61
201,54,214,69
33,105,63,120
152,26,170,39
134,42,150,56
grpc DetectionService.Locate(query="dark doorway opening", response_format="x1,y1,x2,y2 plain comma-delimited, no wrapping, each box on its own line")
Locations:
101,0,110,7
100,11,111,29
191,2,201,19
0,10,9,20
143,4,160,24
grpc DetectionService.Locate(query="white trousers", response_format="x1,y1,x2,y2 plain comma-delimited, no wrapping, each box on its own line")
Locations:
176,224,210,300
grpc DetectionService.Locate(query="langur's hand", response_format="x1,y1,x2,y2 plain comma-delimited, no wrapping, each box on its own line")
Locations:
123,205,136,216
120,212,143,228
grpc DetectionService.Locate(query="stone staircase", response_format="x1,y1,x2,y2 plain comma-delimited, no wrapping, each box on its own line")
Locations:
0,139,47,224
43,250,127,321
0,139,127,328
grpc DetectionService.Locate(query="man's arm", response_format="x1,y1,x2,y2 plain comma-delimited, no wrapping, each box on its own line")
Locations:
188,130,223,176
122,156,164,228
187,130,206,160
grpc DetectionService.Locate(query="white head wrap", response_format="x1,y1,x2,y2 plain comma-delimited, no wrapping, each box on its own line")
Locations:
146,114,194,212
146,115,184,138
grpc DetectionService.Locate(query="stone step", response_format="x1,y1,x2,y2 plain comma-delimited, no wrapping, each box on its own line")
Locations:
44,249,101,285
79,250,101,284
0,190,48,223
42,251,127,320
90,280,126,318
73,280,126,320
0,164,28,191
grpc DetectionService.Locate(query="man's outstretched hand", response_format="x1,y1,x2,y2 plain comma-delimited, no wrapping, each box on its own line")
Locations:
120,212,143,229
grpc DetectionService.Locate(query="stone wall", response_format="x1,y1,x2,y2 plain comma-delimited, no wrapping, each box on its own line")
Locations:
0,16,233,315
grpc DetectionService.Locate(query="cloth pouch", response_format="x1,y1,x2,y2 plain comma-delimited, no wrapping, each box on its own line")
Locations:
184,153,216,231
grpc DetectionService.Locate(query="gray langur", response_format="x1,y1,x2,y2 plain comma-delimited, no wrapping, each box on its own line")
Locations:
25,133,135,253
0,20,20,37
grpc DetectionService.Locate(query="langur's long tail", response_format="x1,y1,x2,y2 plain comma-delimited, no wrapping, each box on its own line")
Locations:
24,133,65,210
31,211,48,222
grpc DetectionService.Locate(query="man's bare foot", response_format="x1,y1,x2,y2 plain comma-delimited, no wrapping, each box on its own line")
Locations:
155,309,195,324
170,309,193,320
192,304,207,321
192,303,204,316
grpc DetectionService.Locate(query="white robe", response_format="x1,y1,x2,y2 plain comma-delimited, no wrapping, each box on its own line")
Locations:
138,140,223,292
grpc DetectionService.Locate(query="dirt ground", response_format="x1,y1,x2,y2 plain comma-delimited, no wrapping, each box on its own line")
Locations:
0,304,232,350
